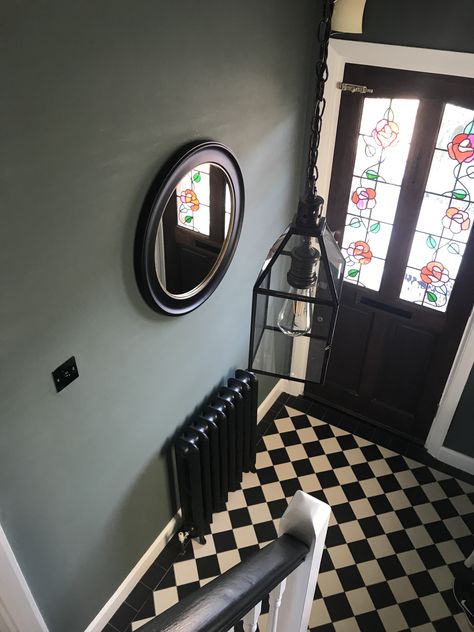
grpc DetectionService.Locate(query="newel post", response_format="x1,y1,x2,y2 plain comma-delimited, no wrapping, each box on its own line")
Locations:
274,490,331,632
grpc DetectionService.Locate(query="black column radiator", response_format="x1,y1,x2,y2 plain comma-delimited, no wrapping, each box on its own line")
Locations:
175,370,258,544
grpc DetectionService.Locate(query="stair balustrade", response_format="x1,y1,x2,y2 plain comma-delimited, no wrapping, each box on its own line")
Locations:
139,490,331,632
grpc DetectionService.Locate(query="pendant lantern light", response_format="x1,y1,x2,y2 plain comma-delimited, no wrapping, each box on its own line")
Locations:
248,0,345,385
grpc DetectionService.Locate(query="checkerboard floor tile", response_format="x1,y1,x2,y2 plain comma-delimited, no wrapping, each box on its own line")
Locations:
105,405,474,632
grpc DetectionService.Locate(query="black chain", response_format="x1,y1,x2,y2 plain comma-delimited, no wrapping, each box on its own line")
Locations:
306,0,335,202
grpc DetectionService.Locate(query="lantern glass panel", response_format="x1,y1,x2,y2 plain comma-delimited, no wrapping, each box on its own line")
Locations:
249,224,342,384
321,223,345,298
250,290,332,382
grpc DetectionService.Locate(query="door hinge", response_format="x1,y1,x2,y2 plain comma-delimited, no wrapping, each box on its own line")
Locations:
337,82,374,95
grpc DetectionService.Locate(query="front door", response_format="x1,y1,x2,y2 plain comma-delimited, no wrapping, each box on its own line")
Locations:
306,65,474,442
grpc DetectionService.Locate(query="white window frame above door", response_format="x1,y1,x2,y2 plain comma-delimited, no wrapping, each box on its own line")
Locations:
295,40,474,468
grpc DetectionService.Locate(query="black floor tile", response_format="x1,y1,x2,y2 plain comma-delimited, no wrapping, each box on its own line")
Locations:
280,477,302,497
293,458,315,476
348,539,375,563
124,581,150,612
213,530,237,553
417,544,446,569
425,520,453,543
378,555,406,580
291,413,313,429
367,581,397,608
177,581,200,600
229,507,251,528
408,570,438,598
399,599,430,627
267,498,288,519
196,555,220,579
141,561,168,590
324,593,354,622
337,565,365,591
108,603,136,632
243,485,266,506
388,530,415,554
155,566,176,590
397,507,422,529
254,520,278,543
359,516,384,538
133,593,156,622
352,462,375,481
317,470,339,489
105,399,473,632
355,610,385,631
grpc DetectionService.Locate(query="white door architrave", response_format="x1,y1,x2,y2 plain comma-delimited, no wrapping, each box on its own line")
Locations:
0,522,48,632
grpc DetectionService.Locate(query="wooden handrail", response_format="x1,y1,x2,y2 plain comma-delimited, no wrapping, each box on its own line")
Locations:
138,533,308,632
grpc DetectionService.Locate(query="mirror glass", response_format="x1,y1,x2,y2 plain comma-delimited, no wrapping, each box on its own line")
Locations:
135,141,244,316
155,162,234,298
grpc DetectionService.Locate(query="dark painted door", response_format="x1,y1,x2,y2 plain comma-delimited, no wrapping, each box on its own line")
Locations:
306,65,474,442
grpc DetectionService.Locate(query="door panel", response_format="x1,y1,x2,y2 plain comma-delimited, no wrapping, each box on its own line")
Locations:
375,322,436,415
306,65,474,441
325,302,374,394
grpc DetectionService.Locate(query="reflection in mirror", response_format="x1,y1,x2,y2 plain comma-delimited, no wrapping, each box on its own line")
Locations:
156,162,234,297
135,141,244,316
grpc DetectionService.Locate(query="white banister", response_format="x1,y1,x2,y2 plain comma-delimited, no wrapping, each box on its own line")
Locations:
266,578,287,632
273,490,331,632
242,601,262,632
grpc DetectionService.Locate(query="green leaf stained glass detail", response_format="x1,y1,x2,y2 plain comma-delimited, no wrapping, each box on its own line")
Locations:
365,169,379,180
447,243,460,255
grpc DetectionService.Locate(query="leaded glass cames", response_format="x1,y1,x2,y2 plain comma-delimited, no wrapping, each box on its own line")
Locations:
340,98,474,313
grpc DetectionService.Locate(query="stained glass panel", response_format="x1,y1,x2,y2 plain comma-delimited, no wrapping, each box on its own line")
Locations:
341,98,419,291
400,104,474,312
176,164,211,235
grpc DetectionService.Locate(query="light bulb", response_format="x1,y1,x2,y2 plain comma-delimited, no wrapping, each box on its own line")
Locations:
277,286,314,337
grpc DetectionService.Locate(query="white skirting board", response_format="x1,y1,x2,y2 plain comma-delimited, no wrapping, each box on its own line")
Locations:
86,378,287,631
435,447,474,477
257,378,291,421
84,510,181,632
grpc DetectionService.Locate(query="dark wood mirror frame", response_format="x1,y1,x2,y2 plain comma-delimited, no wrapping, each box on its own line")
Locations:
134,141,244,316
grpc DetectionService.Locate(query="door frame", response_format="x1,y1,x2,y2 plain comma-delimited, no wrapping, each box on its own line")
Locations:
0,522,48,632
425,307,474,474
295,39,474,461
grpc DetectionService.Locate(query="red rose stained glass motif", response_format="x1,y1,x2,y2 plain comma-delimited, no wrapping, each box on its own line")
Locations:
442,207,470,234
372,119,399,148
347,241,373,265
420,261,449,287
351,187,376,211
180,189,200,212
447,133,474,164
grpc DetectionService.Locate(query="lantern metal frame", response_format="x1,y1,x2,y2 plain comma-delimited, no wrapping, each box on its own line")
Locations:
248,198,345,385
248,0,346,385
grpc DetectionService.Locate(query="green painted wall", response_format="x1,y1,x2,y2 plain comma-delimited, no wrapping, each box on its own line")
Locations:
0,1,319,630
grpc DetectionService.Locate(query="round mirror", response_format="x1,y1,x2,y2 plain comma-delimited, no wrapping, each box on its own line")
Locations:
135,142,244,315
